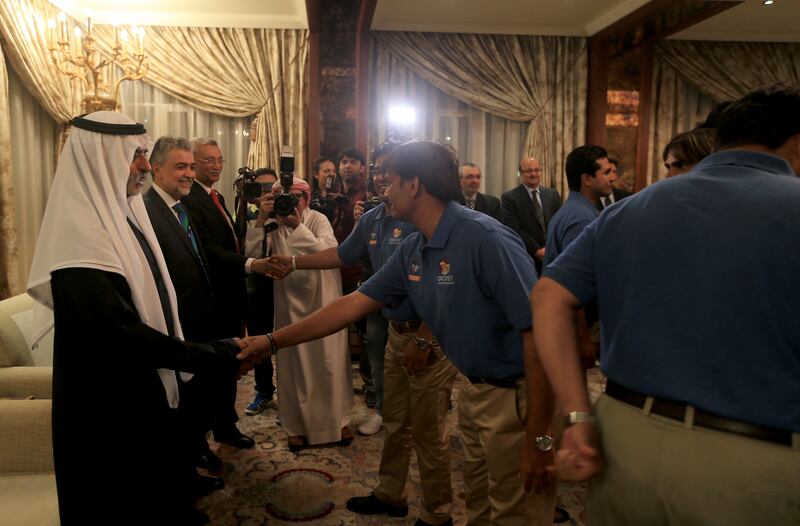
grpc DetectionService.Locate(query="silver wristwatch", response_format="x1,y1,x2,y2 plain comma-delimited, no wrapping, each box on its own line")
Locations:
564,411,594,427
535,434,554,452
413,336,430,351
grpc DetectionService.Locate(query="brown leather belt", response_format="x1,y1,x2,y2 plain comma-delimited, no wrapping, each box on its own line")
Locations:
605,381,792,447
466,375,522,389
389,320,422,333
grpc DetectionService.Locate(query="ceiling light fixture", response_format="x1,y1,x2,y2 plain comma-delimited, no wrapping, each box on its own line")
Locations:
762,0,774,5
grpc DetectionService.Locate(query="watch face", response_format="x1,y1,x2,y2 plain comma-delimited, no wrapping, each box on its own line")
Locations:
535,435,554,451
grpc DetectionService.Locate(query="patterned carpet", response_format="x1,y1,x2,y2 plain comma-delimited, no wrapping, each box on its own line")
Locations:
197,361,605,525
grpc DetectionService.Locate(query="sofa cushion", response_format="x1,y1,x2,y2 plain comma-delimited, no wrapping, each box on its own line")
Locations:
0,399,53,472
0,473,59,526
10,309,53,367
0,367,53,399
0,311,33,368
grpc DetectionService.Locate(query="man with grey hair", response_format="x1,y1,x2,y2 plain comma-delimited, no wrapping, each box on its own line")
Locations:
459,162,502,220
181,137,262,449
144,136,239,481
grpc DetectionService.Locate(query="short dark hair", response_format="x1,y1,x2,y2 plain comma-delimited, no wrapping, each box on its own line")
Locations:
311,157,334,175
662,128,716,165
715,85,800,150
371,141,401,163
565,145,608,192
381,140,462,204
338,148,366,166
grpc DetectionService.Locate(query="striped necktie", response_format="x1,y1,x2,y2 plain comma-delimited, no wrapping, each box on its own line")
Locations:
173,202,201,258
466,198,476,209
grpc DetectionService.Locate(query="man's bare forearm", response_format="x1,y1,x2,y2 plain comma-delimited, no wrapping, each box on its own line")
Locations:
531,277,591,413
522,328,555,436
296,247,343,270
272,291,383,348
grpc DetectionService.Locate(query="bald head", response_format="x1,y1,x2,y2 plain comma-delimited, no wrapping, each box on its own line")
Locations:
519,158,542,189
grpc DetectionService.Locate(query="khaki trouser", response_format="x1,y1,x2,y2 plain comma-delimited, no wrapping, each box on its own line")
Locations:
588,394,800,526
372,325,458,525
458,378,557,526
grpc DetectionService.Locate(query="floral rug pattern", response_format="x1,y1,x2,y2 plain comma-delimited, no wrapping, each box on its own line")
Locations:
198,362,605,525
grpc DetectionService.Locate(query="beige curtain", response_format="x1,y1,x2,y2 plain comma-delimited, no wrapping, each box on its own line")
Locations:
0,0,82,122
647,40,800,185
656,40,800,102
0,47,20,298
94,26,308,178
372,32,586,194
8,60,64,290
646,57,717,185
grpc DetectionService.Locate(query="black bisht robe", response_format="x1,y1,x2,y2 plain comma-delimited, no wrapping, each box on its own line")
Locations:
50,268,239,525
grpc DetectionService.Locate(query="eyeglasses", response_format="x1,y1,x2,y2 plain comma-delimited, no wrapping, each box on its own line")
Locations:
520,168,542,174
664,160,686,171
198,157,226,166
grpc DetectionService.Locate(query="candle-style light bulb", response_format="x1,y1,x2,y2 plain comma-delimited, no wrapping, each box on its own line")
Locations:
84,8,93,36
58,11,67,41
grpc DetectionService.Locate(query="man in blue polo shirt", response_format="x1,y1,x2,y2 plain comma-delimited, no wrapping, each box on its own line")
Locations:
242,140,558,526
532,86,800,525
543,145,611,369
268,141,458,526
543,145,610,268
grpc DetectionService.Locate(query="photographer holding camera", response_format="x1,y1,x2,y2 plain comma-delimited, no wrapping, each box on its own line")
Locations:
236,168,283,416
265,174,354,451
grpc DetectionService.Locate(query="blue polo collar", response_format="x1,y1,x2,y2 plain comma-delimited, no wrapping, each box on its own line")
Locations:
696,150,795,176
425,200,461,249
568,191,600,217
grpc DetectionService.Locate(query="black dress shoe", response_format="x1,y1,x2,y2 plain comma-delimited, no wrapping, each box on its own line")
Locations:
193,475,225,496
196,446,223,472
346,493,408,517
414,518,453,526
214,428,255,449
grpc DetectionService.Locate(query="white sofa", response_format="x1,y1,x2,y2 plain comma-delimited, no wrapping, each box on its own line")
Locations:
0,293,59,526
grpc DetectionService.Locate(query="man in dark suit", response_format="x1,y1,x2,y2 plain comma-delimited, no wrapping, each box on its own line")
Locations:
181,136,263,450
460,162,502,220
144,135,233,487
144,137,214,342
597,157,632,210
501,157,561,274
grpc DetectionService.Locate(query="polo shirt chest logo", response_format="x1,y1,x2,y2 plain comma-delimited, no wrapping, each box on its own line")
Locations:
389,227,404,245
437,258,454,285
408,258,422,282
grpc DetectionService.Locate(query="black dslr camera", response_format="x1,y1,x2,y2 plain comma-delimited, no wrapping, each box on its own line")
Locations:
362,196,384,213
238,167,261,201
273,149,298,217
237,167,275,202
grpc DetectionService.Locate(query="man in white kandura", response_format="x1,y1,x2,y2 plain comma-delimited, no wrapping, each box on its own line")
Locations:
264,177,354,451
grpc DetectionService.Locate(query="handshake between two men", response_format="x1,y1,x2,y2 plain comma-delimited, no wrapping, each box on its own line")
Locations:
232,253,311,376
